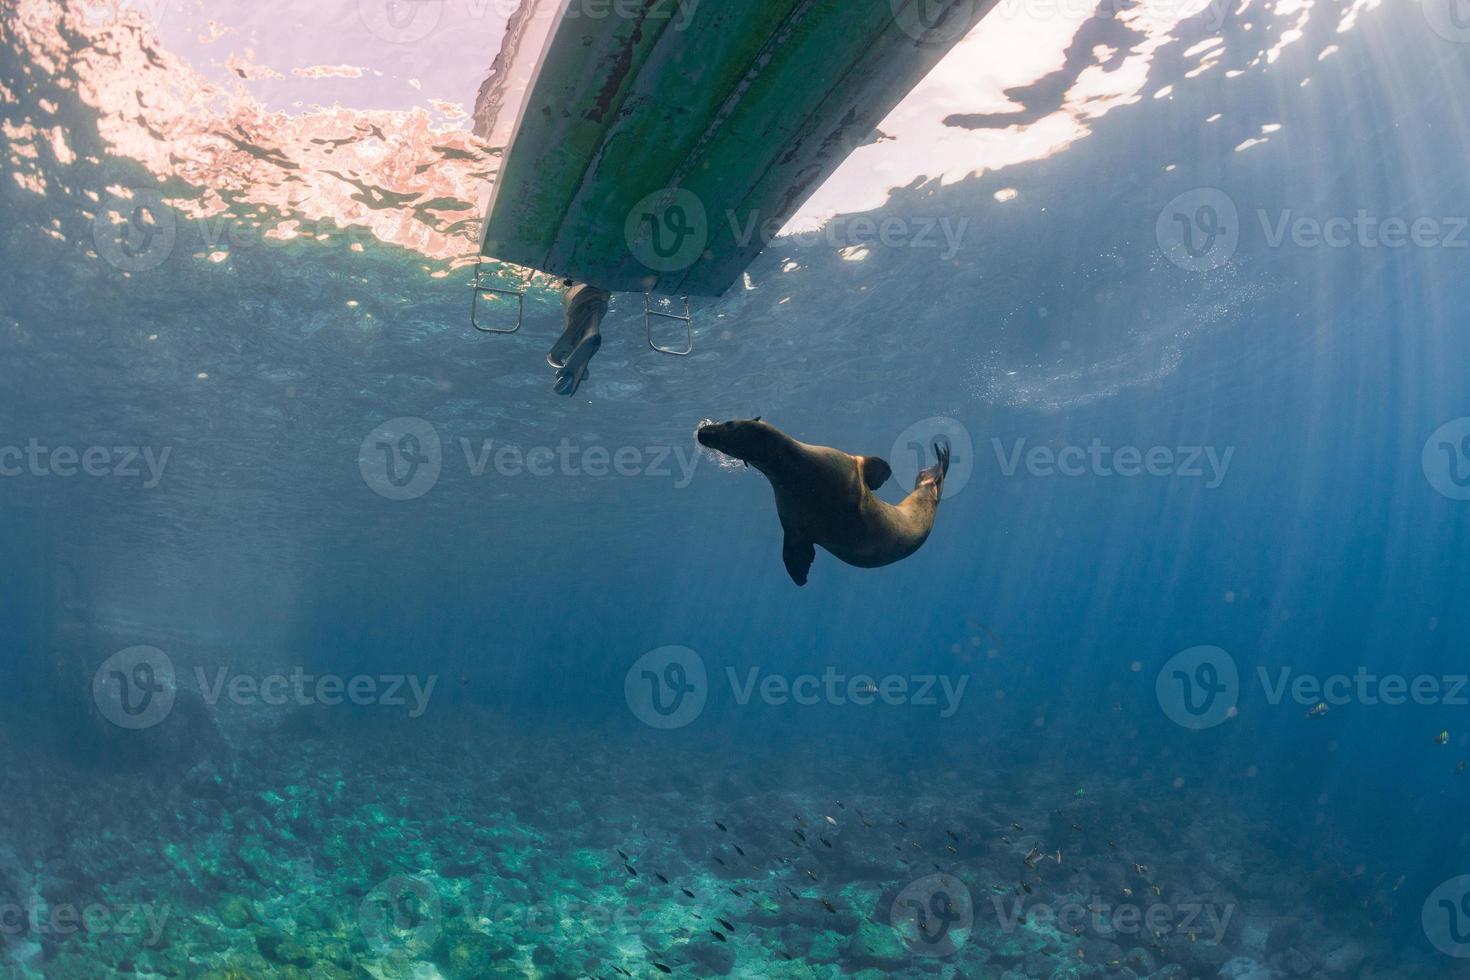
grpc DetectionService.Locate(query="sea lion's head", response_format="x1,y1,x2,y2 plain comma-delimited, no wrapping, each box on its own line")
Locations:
696,417,776,467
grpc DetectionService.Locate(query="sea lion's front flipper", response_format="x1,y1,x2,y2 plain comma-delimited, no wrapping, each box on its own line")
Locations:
858,456,892,491
782,533,815,587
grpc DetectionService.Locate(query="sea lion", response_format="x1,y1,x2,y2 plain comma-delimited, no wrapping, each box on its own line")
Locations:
696,418,950,586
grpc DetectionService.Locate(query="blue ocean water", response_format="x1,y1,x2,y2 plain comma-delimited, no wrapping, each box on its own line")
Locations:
2,0,1470,977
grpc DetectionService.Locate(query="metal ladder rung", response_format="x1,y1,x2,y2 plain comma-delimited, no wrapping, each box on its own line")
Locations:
645,294,693,356
470,256,524,334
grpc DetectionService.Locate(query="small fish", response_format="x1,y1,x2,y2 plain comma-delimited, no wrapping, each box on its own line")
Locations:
896,819,909,829
946,830,960,841
617,849,630,862
820,837,832,848
709,930,726,942
717,917,734,932
793,829,807,842
1133,863,1149,874
1001,835,1011,845
822,899,837,913
624,864,638,877
1024,847,1041,869
785,886,800,899
805,870,818,881
1011,822,1023,830
728,887,743,897
1393,875,1405,892
681,888,695,898
946,845,958,855
734,845,746,857
654,965,672,975
1437,730,1451,746
655,872,669,884
716,820,728,832
1123,887,1133,897
1151,884,1161,896
794,814,807,827
714,856,726,867
824,815,838,827
1458,760,1468,774
1021,881,1032,894
1306,702,1329,718
835,800,845,810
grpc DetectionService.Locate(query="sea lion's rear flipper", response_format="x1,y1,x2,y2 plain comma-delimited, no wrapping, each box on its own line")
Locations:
859,456,892,491
782,533,815,587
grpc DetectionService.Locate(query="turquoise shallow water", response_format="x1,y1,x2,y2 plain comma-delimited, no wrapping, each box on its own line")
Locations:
3,0,1470,977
